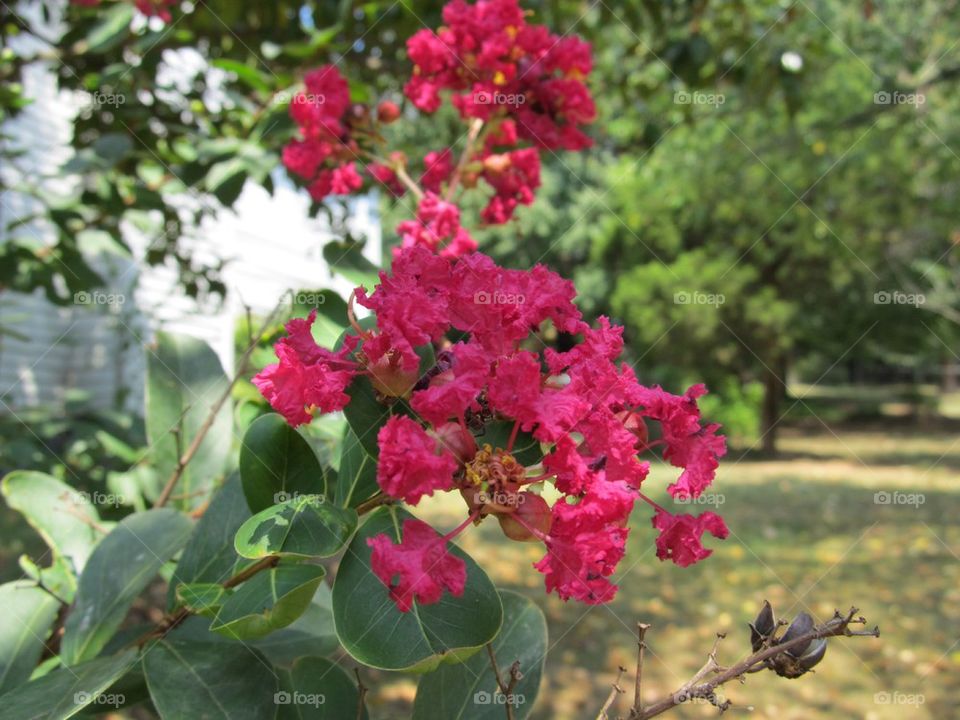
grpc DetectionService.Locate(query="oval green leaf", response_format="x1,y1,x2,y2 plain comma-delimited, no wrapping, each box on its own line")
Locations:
277,656,369,720
146,332,232,512
0,581,60,696
234,496,357,560
0,649,138,720
334,426,379,509
61,509,194,666
143,640,277,720
412,590,547,719
211,564,326,640
332,507,503,672
240,413,327,513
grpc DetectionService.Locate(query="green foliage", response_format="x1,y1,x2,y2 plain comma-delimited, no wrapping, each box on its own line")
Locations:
210,564,326,640
332,506,503,672
0,649,138,720
61,509,193,665
239,413,328,513
412,590,547,720
142,640,278,719
145,332,232,511
0,582,60,696
234,496,357,560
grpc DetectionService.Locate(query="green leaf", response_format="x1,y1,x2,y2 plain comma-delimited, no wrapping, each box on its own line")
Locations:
277,657,368,720
210,564,325,640
234,496,357,560
240,414,327,514
334,426,379,509
168,474,250,609
81,3,134,54
61,509,194,666
412,590,547,719
332,507,503,672
175,583,232,618
251,584,338,666
342,373,388,457
145,332,232,511
322,240,380,292
143,640,278,719
211,59,272,93
2,471,100,595
0,649,137,720
0,582,60,696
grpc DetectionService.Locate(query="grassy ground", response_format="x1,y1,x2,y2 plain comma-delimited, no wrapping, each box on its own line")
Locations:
378,410,960,719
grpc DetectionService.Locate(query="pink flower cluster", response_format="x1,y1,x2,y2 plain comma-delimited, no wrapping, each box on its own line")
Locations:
255,248,728,611
405,0,595,150
280,0,595,258
282,66,366,202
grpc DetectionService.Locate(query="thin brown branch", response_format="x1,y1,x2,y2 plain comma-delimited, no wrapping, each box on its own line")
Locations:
131,555,280,648
633,607,879,719
596,666,627,720
630,622,652,718
355,492,394,516
444,117,484,201
485,643,516,720
354,667,368,720
154,297,288,508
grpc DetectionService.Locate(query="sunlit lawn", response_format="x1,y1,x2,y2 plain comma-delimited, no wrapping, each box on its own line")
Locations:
383,411,960,719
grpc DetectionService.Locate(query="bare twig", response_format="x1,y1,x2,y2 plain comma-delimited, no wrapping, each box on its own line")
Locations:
354,667,368,720
630,607,879,719
596,666,627,720
154,297,288,508
444,117,484,201
486,643,516,720
630,622,652,718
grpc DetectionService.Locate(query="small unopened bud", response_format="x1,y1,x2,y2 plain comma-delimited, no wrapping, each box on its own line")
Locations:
498,492,552,541
377,100,401,123
367,352,419,398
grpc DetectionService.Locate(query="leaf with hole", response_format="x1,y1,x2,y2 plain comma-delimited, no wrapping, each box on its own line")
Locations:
234,496,357,560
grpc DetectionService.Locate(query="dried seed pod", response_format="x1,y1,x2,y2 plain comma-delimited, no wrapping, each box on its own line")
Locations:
797,637,828,671
781,612,815,657
749,600,776,651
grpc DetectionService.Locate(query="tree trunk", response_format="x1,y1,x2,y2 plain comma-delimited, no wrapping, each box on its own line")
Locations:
760,357,785,455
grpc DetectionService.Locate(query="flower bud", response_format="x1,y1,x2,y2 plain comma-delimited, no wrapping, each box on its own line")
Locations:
498,492,552,541
367,352,420,398
377,100,401,123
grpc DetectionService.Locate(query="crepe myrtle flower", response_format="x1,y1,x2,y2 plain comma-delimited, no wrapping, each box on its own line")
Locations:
254,247,727,609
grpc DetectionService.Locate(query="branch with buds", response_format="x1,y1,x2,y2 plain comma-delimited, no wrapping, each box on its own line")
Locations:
592,602,880,719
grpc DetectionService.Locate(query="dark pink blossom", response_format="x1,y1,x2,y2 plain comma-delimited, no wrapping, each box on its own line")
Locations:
367,518,466,611
651,509,729,567
376,416,458,505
